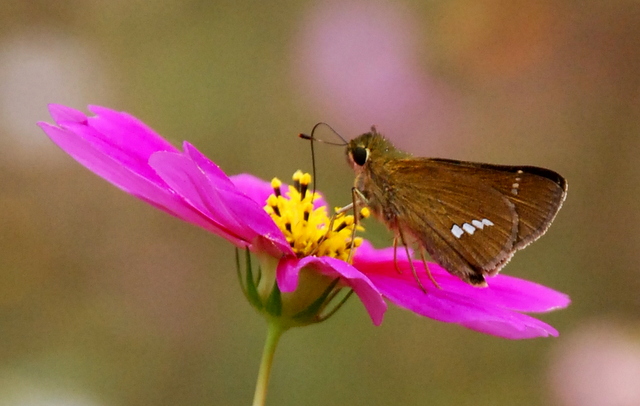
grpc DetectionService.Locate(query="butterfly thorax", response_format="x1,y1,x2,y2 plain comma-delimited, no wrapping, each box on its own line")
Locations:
346,129,411,227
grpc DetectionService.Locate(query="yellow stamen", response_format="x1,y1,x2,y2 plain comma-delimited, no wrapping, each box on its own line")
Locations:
264,172,365,262
271,178,282,197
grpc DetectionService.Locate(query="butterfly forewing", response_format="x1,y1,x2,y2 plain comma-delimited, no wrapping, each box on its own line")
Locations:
378,159,522,284
427,159,567,248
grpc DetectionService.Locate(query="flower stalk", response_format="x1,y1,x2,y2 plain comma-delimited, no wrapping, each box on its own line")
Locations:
253,320,286,406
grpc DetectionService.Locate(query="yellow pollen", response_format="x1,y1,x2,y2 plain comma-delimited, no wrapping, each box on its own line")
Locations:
300,172,311,185
264,171,365,262
270,178,282,197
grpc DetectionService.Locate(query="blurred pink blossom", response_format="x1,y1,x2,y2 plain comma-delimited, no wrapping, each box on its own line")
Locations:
292,0,462,153
548,320,640,406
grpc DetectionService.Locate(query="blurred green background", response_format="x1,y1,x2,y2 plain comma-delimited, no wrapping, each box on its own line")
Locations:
1,1,639,405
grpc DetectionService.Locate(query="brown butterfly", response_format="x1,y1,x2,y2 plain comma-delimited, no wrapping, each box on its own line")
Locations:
343,127,567,288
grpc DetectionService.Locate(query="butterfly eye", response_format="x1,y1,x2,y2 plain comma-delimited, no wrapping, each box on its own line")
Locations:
352,146,369,166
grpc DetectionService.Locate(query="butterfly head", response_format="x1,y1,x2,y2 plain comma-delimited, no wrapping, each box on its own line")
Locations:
346,126,408,171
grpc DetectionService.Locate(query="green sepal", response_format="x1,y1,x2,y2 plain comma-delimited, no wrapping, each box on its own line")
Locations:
244,248,263,310
292,278,340,322
235,248,244,295
265,283,282,317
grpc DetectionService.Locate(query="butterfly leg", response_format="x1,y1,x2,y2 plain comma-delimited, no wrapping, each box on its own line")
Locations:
334,202,354,215
393,236,402,274
346,188,369,263
418,247,441,289
398,228,427,293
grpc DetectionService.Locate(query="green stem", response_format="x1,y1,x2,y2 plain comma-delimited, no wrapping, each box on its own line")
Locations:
252,320,286,406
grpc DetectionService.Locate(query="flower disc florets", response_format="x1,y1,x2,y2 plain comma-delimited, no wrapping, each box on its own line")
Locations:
264,170,368,262
233,171,373,328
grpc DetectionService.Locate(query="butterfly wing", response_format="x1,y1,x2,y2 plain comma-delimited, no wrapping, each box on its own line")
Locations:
427,158,567,249
365,157,566,285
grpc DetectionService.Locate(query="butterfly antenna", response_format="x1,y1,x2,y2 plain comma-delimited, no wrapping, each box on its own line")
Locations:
298,122,348,198
308,130,318,198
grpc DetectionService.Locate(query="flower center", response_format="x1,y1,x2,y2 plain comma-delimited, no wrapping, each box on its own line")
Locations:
264,171,368,262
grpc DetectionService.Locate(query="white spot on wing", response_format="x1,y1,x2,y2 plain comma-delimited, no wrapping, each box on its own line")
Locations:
511,181,520,195
462,223,476,235
452,219,494,238
451,224,464,238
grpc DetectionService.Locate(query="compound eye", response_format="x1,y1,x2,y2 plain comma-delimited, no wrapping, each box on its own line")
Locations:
351,146,369,166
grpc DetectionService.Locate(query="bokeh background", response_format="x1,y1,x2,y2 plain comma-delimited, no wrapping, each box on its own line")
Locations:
1,1,639,405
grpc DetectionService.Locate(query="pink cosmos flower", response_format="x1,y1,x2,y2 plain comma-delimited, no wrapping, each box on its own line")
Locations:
38,104,569,339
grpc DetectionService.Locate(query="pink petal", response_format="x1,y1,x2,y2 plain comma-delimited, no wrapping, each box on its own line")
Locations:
460,315,559,339
86,105,178,158
367,273,558,339
38,122,245,244
468,274,570,313
149,152,255,239
46,104,178,186
40,105,293,253
60,121,168,186
277,256,387,325
49,103,87,124
355,241,570,313
183,142,236,192
354,241,568,339
149,151,292,254
231,174,277,206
